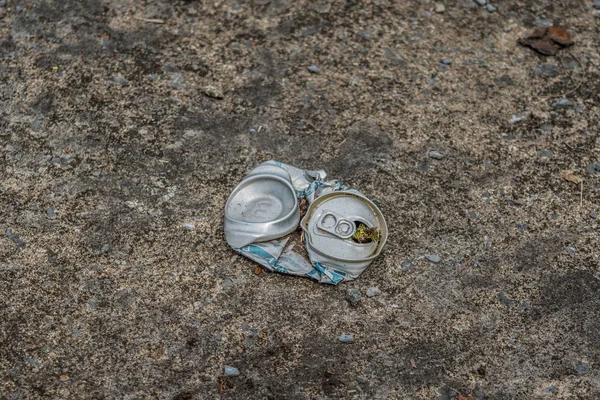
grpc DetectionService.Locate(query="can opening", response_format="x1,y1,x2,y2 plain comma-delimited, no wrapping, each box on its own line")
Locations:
351,221,381,244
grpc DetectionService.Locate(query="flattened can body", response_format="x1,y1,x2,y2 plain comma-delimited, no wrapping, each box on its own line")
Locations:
224,164,300,248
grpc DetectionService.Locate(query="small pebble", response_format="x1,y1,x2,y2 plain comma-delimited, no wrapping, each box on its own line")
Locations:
46,207,56,218
105,76,127,86
594,1,600,10
497,292,514,307
440,58,452,65
552,98,574,110
534,17,553,28
183,223,194,230
542,386,558,394
575,362,590,375
590,211,597,219
509,115,526,124
422,10,431,17
307,65,321,73
426,254,441,263
535,63,560,77
26,358,41,368
346,287,361,307
587,162,600,174
204,85,224,99
486,4,496,12
0,1,6,7
338,334,354,343
435,3,445,13
224,366,240,376
249,128,257,135
400,259,414,272
537,149,553,158
168,76,184,89
356,376,369,384
5,229,26,249
358,30,372,39
567,247,575,256
429,150,444,159
366,287,380,297
475,0,486,5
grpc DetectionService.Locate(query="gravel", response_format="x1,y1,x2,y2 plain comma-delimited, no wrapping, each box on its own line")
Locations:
224,366,240,377
426,254,441,263
575,362,590,375
509,115,526,124
537,149,554,158
105,76,128,86
429,151,444,159
204,85,224,99
552,98,574,110
366,287,381,297
497,293,514,306
594,1,600,10
475,0,486,5
486,4,497,12
535,63,560,77
345,288,361,307
338,334,354,343
307,65,321,73
46,207,56,218
5,229,25,249
440,58,452,65
400,259,415,272
435,3,445,13
534,17,554,27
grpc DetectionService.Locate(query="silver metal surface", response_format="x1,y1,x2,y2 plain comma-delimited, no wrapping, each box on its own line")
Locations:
301,191,388,277
224,165,300,248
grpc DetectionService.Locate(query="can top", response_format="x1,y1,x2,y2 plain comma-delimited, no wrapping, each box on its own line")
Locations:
301,191,387,262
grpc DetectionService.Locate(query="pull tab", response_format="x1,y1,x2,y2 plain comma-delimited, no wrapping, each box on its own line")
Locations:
316,210,356,239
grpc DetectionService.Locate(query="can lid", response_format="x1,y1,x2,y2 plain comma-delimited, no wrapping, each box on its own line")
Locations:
301,191,387,262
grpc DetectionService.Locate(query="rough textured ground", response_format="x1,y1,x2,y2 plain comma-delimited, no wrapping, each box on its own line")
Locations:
1,0,600,399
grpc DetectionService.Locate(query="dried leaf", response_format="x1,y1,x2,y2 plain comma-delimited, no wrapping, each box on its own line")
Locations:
529,39,560,56
458,395,476,400
59,375,69,381
253,266,262,275
547,25,573,46
518,25,573,56
560,170,583,184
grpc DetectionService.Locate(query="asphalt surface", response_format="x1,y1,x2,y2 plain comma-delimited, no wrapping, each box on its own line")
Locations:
1,0,599,399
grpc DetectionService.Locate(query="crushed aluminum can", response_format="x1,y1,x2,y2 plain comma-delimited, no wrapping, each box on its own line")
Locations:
224,161,387,284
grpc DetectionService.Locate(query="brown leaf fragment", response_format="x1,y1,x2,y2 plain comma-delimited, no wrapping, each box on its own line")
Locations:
547,25,574,46
253,266,262,275
560,170,583,184
529,38,560,56
517,25,573,56
458,395,476,400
